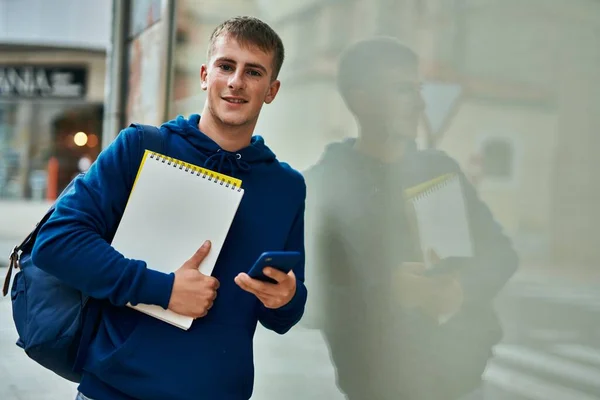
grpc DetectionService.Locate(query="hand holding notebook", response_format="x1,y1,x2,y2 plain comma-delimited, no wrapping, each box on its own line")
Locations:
168,240,220,319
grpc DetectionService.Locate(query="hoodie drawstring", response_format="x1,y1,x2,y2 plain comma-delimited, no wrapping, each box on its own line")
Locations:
204,150,251,176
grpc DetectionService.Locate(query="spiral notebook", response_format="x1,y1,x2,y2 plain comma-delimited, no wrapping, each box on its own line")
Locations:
111,150,244,330
404,173,473,269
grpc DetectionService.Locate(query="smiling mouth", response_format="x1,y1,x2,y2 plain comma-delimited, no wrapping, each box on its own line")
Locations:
223,97,248,104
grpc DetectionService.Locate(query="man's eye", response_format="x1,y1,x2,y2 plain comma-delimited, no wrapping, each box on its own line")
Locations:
248,70,261,77
219,64,233,71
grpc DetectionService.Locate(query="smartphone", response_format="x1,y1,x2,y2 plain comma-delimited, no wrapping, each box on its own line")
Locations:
248,251,302,284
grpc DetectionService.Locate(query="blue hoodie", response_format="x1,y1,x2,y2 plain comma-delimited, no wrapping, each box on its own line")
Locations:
31,114,308,400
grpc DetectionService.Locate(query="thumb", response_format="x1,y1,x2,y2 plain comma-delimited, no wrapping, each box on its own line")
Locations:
184,240,211,269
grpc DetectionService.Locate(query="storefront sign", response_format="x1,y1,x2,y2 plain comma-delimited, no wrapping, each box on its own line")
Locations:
0,65,87,99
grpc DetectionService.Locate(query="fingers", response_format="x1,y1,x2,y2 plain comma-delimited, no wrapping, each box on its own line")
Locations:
234,273,261,294
234,270,296,310
237,283,281,309
235,269,295,293
234,273,273,296
194,293,217,319
185,240,211,268
207,276,220,290
262,267,289,283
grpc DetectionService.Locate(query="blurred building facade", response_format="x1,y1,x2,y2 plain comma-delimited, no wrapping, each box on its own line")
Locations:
0,0,111,260
0,1,598,399
105,0,600,268
1,0,595,281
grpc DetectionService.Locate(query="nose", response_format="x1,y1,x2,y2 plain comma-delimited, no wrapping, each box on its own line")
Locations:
228,69,245,90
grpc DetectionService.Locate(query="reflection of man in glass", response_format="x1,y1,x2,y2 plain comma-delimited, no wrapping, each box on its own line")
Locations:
303,37,519,400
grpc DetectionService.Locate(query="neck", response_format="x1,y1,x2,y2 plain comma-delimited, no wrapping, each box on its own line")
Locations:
198,107,255,152
354,121,414,163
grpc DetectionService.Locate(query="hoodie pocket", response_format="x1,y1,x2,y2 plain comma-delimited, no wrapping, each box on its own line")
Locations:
88,311,147,373
90,317,255,400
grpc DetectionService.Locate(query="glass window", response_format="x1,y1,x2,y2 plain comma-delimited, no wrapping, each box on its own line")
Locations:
0,101,103,201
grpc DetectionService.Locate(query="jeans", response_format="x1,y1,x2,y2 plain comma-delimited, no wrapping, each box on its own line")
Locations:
75,392,95,400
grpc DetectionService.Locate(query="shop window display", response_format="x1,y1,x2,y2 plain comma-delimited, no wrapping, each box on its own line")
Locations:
0,102,103,201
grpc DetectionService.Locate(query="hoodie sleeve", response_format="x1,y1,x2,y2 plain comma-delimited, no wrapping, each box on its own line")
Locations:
31,127,175,309
258,183,308,335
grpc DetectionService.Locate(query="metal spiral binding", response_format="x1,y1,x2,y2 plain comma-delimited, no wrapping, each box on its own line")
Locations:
149,152,242,191
412,174,456,202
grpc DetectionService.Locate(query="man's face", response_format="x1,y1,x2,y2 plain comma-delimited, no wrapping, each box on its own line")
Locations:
351,65,424,140
201,34,280,129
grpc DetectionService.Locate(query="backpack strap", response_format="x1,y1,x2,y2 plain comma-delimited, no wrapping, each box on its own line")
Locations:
129,123,167,155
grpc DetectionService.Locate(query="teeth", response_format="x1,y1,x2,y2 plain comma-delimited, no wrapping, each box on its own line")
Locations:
227,99,244,103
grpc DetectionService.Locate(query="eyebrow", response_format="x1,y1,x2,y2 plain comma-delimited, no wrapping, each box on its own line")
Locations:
214,57,268,74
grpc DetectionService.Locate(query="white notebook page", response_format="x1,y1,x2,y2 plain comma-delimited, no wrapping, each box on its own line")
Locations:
111,151,244,329
410,175,473,268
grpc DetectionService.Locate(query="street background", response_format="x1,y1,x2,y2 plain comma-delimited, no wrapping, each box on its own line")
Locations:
2,0,600,399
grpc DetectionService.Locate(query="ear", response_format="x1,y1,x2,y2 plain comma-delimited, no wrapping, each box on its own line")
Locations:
200,64,208,91
264,80,281,104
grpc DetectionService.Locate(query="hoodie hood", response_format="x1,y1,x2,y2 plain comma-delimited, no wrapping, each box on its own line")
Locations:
160,114,276,175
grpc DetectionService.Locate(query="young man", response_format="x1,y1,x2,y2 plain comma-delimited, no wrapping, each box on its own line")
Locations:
32,16,307,400
302,37,519,399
